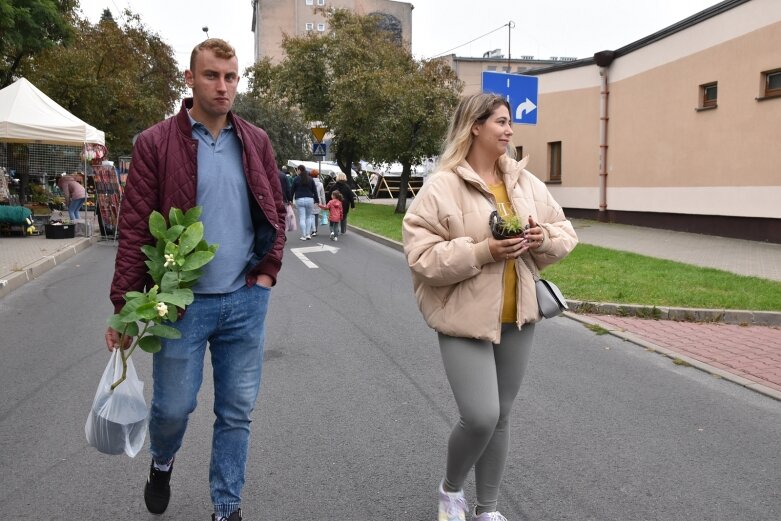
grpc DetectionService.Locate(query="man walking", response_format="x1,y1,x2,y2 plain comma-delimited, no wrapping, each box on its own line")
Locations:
105,39,286,521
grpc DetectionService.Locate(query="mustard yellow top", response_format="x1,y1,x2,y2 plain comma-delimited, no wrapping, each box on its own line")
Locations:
488,182,517,324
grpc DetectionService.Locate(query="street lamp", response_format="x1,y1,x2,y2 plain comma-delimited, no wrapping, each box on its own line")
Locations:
202,26,209,38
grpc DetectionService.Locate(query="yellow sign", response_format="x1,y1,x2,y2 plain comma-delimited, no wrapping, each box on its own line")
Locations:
311,126,328,143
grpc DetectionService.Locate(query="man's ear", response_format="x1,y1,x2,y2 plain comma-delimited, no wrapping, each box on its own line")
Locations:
184,69,194,88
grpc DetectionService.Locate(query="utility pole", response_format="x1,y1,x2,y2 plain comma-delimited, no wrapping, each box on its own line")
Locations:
507,21,515,71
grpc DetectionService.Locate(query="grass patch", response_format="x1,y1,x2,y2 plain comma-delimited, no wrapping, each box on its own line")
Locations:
349,203,781,311
586,323,610,335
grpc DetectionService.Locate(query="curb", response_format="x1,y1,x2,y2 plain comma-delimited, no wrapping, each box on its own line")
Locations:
565,312,781,401
0,236,97,300
566,300,781,327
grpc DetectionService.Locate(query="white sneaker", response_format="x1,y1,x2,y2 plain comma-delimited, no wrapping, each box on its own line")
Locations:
472,509,508,521
330,232,335,240
439,481,468,521
333,236,338,241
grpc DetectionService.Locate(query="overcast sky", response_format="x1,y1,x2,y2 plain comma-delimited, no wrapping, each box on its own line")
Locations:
78,0,722,79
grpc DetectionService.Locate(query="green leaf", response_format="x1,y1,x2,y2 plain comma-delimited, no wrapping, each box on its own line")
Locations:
165,225,186,243
172,288,194,305
107,314,124,331
179,221,204,256
141,244,161,261
179,269,201,282
109,314,138,337
169,208,185,226
182,251,215,271
183,206,203,226
146,260,165,283
160,271,179,293
194,240,210,252
134,301,158,321
147,324,182,339
157,292,187,308
149,211,167,240
138,335,163,354
164,241,178,256
123,291,145,301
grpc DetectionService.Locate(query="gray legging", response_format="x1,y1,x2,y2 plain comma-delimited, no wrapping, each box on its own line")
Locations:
439,323,535,513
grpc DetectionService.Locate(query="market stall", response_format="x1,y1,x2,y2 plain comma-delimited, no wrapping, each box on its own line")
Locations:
0,77,107,237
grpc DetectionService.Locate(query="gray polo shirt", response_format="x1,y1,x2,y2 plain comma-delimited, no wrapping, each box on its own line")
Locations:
188,113,254,294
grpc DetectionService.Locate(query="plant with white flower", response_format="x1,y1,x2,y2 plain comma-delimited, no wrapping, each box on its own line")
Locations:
107,207,218,389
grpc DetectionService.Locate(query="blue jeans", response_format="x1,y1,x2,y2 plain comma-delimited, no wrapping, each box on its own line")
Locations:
149,284,271,518
68,197,85,220
296,197,314,238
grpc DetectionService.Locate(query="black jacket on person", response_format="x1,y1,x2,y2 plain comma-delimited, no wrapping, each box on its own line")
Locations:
327,181,355,214
278,171,291,203
292,174,319,203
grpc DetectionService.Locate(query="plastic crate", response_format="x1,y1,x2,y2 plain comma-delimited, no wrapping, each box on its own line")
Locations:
45,223,76,239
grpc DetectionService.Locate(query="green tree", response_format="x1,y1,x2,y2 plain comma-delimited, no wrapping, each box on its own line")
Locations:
20,9,184,157
232,92,311,166
360,58,461,213
0,0,77,88
246,8,461,211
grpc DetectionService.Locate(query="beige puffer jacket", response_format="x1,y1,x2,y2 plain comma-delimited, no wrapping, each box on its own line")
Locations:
402,156,578,343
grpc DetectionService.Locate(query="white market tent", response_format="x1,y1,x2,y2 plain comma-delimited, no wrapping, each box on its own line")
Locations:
286,159,357,178
0,77,105,145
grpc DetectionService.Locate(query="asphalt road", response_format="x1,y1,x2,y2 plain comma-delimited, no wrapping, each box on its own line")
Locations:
0,230,779,520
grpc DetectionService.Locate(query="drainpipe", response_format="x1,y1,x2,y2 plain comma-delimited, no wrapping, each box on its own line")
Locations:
594,50,616,221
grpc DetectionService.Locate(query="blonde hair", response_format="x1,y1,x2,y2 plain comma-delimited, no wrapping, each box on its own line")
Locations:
190,38,236,72
335,172,347,182
438,93,512,173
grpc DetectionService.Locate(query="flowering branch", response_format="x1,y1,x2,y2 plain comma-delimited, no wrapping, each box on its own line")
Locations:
107,207,218,390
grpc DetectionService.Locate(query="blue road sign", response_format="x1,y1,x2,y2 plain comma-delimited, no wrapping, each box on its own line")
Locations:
313,142,327,156
482,71,539,125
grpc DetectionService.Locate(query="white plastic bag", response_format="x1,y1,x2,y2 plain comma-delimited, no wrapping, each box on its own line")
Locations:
85,350,148,457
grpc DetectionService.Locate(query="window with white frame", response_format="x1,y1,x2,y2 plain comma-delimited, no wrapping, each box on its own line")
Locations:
305,0,314,5
317,0,325,5
317,23,326,32
305,22,314,31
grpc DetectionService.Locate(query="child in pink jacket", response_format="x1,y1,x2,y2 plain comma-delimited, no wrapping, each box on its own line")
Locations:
319,191,343,241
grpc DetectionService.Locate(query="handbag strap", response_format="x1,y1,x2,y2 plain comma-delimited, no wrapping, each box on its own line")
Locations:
519,253,541,282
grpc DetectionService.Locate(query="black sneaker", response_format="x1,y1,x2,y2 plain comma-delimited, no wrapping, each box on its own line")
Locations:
144,459,173,514
212,509,242,521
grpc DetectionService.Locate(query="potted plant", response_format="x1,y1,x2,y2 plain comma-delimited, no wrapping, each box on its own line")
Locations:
489,210,526,240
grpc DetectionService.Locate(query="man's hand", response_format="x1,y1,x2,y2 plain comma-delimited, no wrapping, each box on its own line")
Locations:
105,327,132,352
255,274,273,288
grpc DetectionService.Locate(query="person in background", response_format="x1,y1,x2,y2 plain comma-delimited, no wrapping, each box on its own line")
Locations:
402,93,577,521
58,173,87,220
310,169,325,237
278,166,291,204
105,38,286,521
318,190,343,241
327,172,355,235
292,164,319,240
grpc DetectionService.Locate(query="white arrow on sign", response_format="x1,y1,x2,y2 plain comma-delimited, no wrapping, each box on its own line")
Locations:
515,98,537,120
291,244,339,269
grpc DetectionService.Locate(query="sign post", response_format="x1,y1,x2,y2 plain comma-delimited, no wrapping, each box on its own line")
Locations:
311,126,329,180
482,71,539,125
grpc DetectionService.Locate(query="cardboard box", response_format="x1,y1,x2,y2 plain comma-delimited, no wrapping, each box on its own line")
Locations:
45,224,75,239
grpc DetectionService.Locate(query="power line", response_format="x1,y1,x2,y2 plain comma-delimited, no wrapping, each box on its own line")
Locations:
428,22,512,59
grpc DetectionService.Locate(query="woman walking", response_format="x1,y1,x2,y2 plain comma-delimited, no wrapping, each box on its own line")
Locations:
292,165,319,240
402,93,577,521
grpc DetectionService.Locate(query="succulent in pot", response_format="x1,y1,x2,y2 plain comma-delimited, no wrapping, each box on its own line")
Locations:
489,210,526,240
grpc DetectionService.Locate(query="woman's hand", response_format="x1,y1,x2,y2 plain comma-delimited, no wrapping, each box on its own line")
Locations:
526,216,544,250
489,236,529,261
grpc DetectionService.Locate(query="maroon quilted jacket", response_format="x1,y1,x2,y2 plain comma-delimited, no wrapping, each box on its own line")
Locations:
109,98,286,313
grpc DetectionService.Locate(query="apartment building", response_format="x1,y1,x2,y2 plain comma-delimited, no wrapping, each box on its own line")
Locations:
251,0,412,63
510,0,781,242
